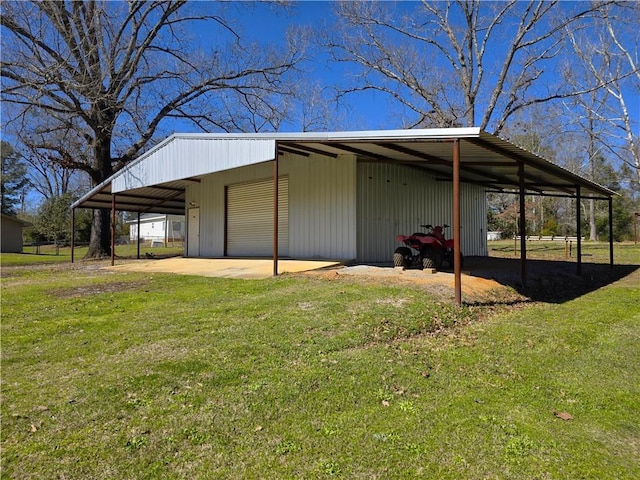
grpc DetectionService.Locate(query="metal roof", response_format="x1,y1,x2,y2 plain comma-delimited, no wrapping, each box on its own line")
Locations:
1,214,33,227
72,128,615,214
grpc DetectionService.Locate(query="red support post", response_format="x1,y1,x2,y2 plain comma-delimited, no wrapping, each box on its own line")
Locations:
453,139,462,306
71,208,76,263
576,186,582,276
518,163,527,287
136,212,141,260
609,197,614,267
273,142,279,277
111,195,116,267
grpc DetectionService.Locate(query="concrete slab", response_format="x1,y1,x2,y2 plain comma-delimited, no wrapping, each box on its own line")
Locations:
103,257,341,279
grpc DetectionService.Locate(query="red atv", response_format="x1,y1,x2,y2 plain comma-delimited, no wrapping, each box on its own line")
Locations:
393,224,463,271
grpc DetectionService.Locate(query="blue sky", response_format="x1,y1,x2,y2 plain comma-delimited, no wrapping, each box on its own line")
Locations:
5,0,638,208
185,0,403,131
182,1,639,135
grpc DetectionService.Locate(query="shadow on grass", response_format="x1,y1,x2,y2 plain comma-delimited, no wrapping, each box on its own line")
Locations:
464,256,639,304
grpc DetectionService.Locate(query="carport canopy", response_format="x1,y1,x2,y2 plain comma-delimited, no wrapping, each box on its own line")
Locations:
73,128,614,215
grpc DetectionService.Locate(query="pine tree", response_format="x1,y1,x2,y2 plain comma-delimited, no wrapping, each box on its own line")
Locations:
1,141,29,216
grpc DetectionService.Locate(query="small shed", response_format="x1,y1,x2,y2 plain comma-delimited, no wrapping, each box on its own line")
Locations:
1,214,31,253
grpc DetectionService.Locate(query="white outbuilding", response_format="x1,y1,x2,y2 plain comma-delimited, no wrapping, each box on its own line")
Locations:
127,213,185,245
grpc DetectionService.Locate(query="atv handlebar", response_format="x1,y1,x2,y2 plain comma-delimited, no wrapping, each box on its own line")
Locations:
420,224,451,229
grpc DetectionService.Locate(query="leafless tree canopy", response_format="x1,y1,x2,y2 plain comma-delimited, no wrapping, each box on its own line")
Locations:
1,0,304,256
566,2,640,187
325,0,618,135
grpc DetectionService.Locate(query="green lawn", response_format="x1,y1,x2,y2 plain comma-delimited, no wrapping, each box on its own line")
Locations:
1,249,639,479
488,239,640,264
1,243,184,267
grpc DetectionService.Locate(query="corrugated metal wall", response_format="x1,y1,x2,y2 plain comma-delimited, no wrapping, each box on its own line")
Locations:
114,137,276,192
356,162,487,263
185,152,485,262
287,154,357,259
186,152,357,259
186,161,273,257
227,177,289,256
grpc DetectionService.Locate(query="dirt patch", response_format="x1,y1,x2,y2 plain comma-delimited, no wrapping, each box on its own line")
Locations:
1,260,112,277
299,256,639,305
300,264,523,304
0,260,121,289
52,281,145,298
337,265,501,293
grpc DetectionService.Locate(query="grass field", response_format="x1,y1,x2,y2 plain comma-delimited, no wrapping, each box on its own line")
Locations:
488,239,639,264
3,240,637,267
1,245,639,478
1,243,184,267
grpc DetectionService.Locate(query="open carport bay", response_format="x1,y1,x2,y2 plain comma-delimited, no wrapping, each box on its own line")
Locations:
104,257,341,279
102,252,637,304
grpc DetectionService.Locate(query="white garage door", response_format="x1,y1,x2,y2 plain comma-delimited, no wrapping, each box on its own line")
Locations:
227,177,289,256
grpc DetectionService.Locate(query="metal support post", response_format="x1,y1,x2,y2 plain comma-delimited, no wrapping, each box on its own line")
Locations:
608,197,614,267
273,142,279,277
518,163,527,287
576,186,582,276
453,139,462,306
71,208,76,263
111,195,116,267
136,212,141,259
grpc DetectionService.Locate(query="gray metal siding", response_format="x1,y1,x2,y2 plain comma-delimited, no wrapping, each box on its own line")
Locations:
227,177,289,256
187,161,274,257
185,153,357,259
357,163,487,263
1,217,24,253
287,154,357,260
460,184,488,257
113,138,276,192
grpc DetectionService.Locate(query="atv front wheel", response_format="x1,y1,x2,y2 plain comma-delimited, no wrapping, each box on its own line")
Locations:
421,247,442,270
393,246,412,269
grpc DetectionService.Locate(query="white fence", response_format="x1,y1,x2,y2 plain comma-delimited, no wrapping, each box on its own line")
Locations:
514,235,585,242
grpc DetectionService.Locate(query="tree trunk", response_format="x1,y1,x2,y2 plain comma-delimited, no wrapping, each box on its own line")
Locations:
588,122,597,241
83,135,114,259
85,209,112,259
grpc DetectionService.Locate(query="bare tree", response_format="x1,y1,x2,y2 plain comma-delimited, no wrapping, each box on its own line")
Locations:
325,0,615,135
1,141,29,216
1,1,303,258
567,2,640,188
561,66,611,240
18,140,85,200
208,25,344,133
563,2,640,238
